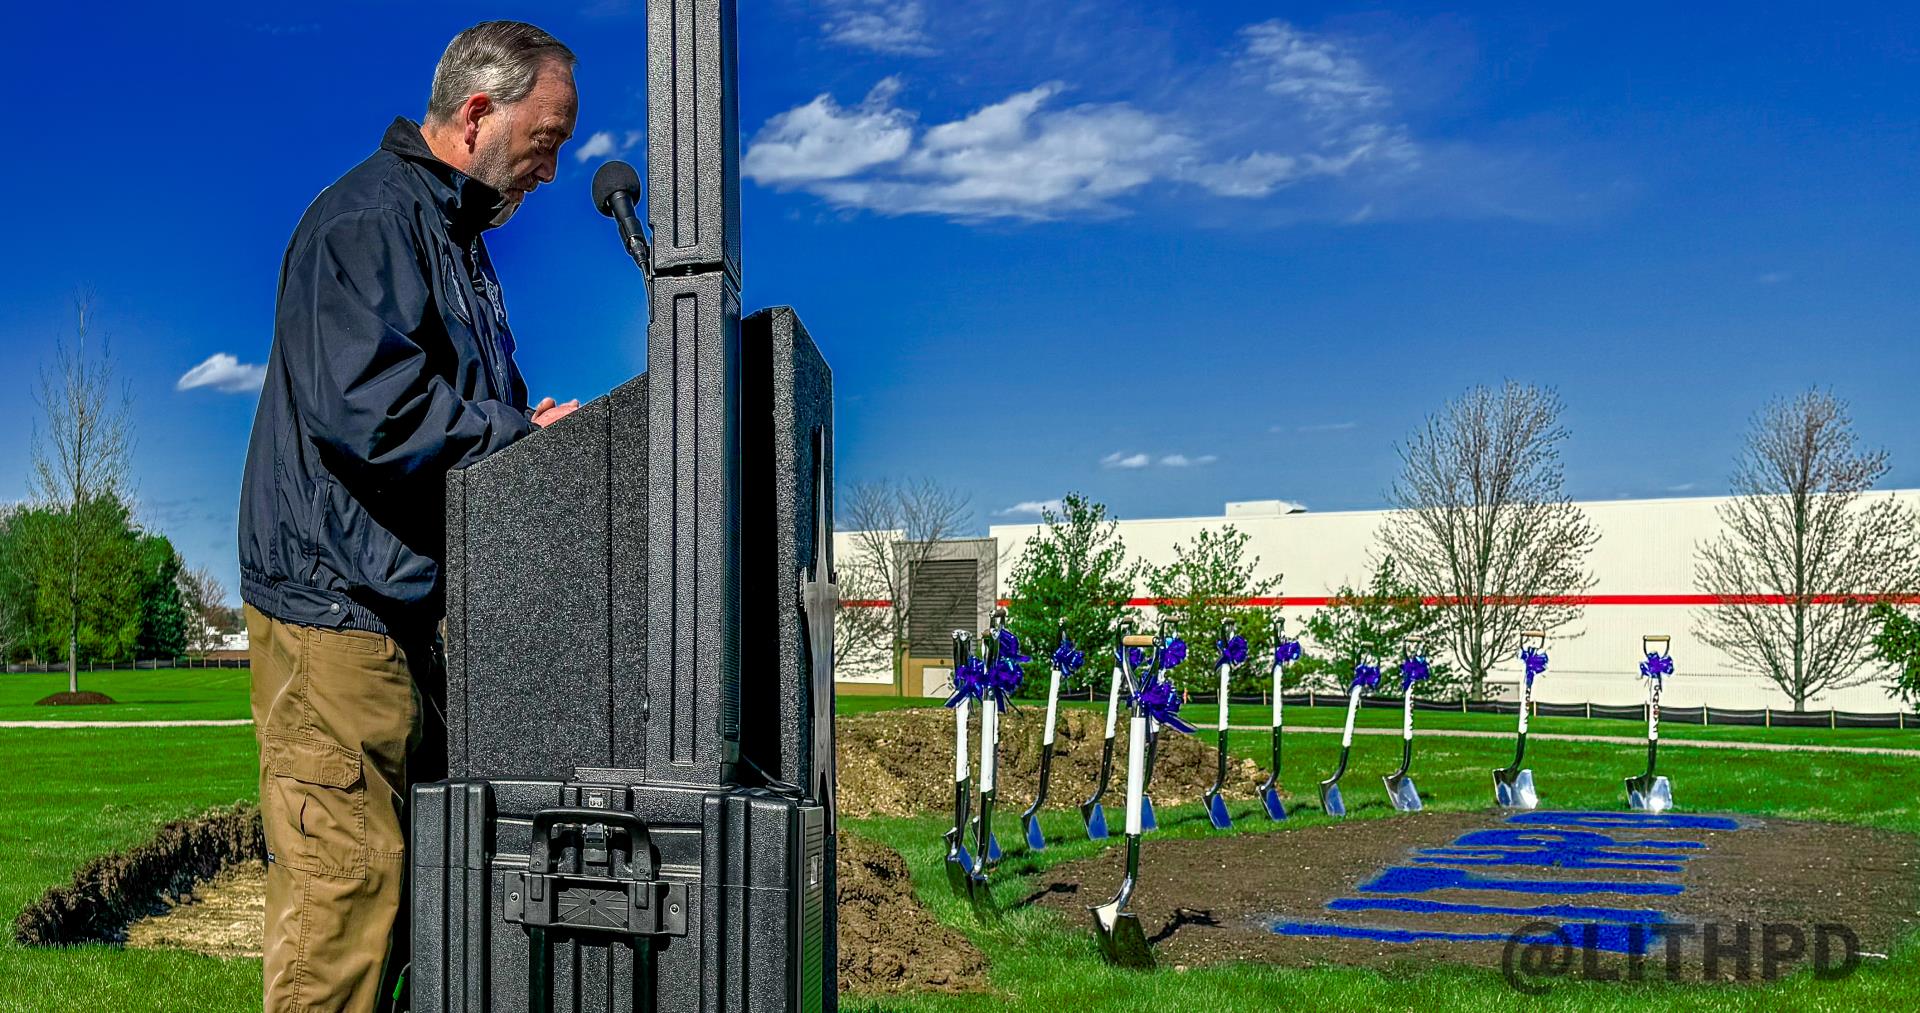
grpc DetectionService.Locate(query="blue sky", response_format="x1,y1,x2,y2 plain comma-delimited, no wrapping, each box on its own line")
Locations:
6,1,1918,600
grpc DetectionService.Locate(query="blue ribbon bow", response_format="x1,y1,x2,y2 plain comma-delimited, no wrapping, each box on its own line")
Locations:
1352,663,1381,690
1158,637,1189,671
1521,647,1549,687
1053,638,1086,679
1639,653,1674,680
1274,639,1303,666
1115,645,1147,670
1399,655,1431,691
944,655,987,708
984,657,1025,711
1216,634,1249,668
1132,672,1196,734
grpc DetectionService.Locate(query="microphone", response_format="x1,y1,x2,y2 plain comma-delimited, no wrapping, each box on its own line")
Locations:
591,160,652,278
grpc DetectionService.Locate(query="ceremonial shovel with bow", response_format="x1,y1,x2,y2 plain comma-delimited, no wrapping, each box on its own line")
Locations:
942,632,976,895
1624,635,1675,813
1202,620,1247,830
1088,628,1166,969
1493,632,1548,809
1259,627,1302,821
1318,659,1378,818
1021,621,1082,852
1382,643,1430,813
1079,619,1134,841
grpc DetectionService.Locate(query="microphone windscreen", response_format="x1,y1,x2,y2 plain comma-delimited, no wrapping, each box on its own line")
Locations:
591,160,642,217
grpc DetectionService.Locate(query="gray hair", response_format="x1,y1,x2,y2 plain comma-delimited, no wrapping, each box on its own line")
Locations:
426,21,576,124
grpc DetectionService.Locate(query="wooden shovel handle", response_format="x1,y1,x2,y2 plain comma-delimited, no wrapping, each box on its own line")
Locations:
1121,635,1155,647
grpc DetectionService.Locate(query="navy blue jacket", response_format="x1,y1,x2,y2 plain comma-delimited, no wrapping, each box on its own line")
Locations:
239,117,535,638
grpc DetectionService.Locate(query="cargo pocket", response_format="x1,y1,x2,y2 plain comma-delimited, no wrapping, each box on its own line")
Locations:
262,732,369,880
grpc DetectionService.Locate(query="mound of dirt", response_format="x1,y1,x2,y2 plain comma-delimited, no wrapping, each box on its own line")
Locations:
836,832,987,994
838,705,1267,818
12,803,260,946
34,691,117,706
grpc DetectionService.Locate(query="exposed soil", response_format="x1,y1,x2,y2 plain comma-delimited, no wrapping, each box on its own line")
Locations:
838,706,1266,819
30,807,983,995
1038,809,1920,981
836,832,987,994
34,691,117,706
12,803,261,946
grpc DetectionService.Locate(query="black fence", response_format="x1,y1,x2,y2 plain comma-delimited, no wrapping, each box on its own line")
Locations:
2,657,251,674
1177,691,1920,730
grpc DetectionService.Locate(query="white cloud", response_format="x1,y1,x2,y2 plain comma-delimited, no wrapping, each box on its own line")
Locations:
1237,20,1391,119
995,498,1064,517
821,0,936,56
744,19,1421,222
742,78,916,185
1159,454,1218,467
1282,421,1359,433
1102,451,1151,469
177,353,265,394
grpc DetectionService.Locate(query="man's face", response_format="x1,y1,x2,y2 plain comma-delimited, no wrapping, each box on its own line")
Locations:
469,59,578,210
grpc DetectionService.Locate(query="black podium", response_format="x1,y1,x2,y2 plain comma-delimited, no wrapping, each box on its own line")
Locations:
409,3,838,1010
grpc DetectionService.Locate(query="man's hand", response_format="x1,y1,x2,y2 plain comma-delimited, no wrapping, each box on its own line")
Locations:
531,396,581,428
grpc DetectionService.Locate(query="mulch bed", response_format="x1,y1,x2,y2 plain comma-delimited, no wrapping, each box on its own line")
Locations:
837,706,1266,819
34,691,118,706
1036,810,1920,981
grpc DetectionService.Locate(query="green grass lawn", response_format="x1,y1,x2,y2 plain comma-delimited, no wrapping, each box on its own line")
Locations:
1,687,1914,1011
0,669,252,723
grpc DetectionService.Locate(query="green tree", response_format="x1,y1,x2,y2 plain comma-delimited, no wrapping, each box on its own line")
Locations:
1299,556,1460,698
1143,525,1282,695
132,535,188,659
1002,493,1142,696
1872,604,1920,707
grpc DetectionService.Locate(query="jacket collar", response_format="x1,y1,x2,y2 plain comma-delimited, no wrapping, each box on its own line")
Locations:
380,116,507,237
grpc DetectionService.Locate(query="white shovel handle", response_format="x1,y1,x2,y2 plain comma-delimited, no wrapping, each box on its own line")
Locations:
1402,690,1415,740
1043,664,1062,746
1104,666,1122,738
1271,662,1284,729
980,696,998,792
954,698,970,782
1648,679,1661,742
1518,681,1531,735
1341,686,1362,747
1124,714,1148,835
1218,662,1231,731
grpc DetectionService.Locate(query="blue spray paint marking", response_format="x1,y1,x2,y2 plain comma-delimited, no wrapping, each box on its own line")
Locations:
1360,865,1684,897
1452,829,1705,851
1415,828,1703,873
1274,921,1662,955
1508,810,1738,832
1327,897,1668,924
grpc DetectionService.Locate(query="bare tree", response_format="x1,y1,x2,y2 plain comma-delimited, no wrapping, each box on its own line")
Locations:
176,562,231,654
1693,389,1920,710
1378,381,1599,695
27,294,133,694
837,478,973,687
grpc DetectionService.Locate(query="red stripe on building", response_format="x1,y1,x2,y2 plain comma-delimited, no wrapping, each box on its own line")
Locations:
842,593,1920,608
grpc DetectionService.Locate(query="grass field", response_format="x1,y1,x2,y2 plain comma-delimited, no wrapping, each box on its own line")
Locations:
0,673,1914,1011
0,669,252,723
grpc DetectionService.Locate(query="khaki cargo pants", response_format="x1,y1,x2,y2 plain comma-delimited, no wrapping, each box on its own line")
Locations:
247,605,441,1013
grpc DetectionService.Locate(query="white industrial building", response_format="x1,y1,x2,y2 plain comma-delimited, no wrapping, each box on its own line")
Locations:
834,490,1920,711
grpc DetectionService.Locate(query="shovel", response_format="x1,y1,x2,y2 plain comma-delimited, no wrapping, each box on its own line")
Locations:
1625,637,1674,813
942,633,974,895
1080,622,1133,840
1202,620,1244,830
1022,623,1077,852
1382,686,1424,812
1319,663,1376,817
1259,634,1301,821
1494,636,1546,809
1089,637,1155,968
969,611,1013,895
1139,627,1185,832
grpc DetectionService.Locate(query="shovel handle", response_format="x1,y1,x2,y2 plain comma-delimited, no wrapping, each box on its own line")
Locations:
1043,666,1062,746
1341,686,1362,747
1122,635,1155,647
954,698,970,781
1104,667,1123,738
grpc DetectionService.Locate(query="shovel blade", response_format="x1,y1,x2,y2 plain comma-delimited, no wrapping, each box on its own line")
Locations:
1319,779,1346,818
967,870,995,911
1139,795,1158,832
1627,775,1673,813
1024,813,1046,852
1261,786,1288,821
1493,768,1539,809
1384,773,1423,812
1082,802,1109,841
1089,902,1154,969
944,850,972,895
985,831,1003,864
1204,791,1233,830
